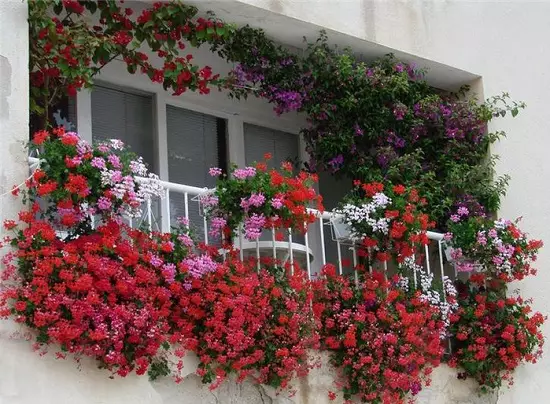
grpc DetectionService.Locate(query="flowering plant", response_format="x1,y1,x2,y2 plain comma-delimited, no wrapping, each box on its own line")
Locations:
27,128,162,233
0,215,197,378
312,265,447,403
220,31,521,228
178,255,317,390
203,155,323,240
335,181,434,263
29,0,233,125
446,214,543,282
449,280,546,392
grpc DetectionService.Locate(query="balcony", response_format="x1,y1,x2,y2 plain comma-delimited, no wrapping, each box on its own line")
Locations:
28,156,459,305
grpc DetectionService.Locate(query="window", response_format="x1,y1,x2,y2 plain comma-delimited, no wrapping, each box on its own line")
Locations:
166,105,227,238
91,85,155,171
244,123,300,169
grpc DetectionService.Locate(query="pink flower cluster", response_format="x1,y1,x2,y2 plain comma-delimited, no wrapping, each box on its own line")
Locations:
240,192,266,210
244,213,267,239
233,166,256,180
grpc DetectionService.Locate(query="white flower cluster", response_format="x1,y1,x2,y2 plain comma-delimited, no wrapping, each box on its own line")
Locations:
398,257,458,338
99,167,163,218
337,192,392,239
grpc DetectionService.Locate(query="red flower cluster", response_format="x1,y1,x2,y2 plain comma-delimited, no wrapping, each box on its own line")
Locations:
206,157,323,241
0,218,197,377
29,0,231,116
341,182,433,264
312,265,445,403
177,255,318,389
26,129,161,230
449,281,546,391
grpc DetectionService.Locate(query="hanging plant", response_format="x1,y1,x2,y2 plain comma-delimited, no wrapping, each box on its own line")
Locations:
449,280,546,392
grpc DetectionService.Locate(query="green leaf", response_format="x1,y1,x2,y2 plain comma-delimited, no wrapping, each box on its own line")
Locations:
85,1,97,14
53,1,63,15
511,108,518,117
126,64,137,74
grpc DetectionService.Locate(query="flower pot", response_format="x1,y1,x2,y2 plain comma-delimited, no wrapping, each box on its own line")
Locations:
330,214,353,241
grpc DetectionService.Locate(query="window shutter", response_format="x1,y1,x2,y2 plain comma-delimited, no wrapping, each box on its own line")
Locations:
166,105,223,240
244,124,300,169
91,86,154,170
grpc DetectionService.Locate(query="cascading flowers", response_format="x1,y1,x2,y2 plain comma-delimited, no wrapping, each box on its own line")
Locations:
449,280,546,392
312,265,448,403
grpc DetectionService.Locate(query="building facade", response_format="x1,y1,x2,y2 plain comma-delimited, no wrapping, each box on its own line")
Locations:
1,1,549,403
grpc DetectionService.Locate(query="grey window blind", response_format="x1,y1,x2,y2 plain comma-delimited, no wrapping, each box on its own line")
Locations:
166,105,223,240
244,123,300,169
91,85,154,170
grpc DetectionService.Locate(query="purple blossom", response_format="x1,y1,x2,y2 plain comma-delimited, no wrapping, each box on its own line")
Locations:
457,206,469,216
410,382,421,395
111,170,123,183
177,233,194,247
150,254,163,268
108,154,122,169
248,193,266,208
477,232,487,246
271,197,284,209
176,216,189,227
161,263,176,283
353,124,364,136
183,254,218,279
97,144,110,153
200,194,219,208
450,214,461,223
209,217,227,237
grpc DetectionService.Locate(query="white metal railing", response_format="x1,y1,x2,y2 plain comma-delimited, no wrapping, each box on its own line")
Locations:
27,158,456,287
132,178,457,288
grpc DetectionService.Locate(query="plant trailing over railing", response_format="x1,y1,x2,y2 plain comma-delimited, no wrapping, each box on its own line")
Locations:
20,0,546,399
1,216,197,378
178,254,317,390
335,181,434,264
0,132,545,401
449,280,545,392
446,214,543,283
312,264,454,403
28,128,163,234
202,154,323,241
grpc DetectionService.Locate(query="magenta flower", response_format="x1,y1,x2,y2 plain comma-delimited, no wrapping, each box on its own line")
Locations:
97,196,112,211
209,167,223,177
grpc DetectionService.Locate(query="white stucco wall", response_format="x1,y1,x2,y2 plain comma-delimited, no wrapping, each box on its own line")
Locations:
2,0,549,403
